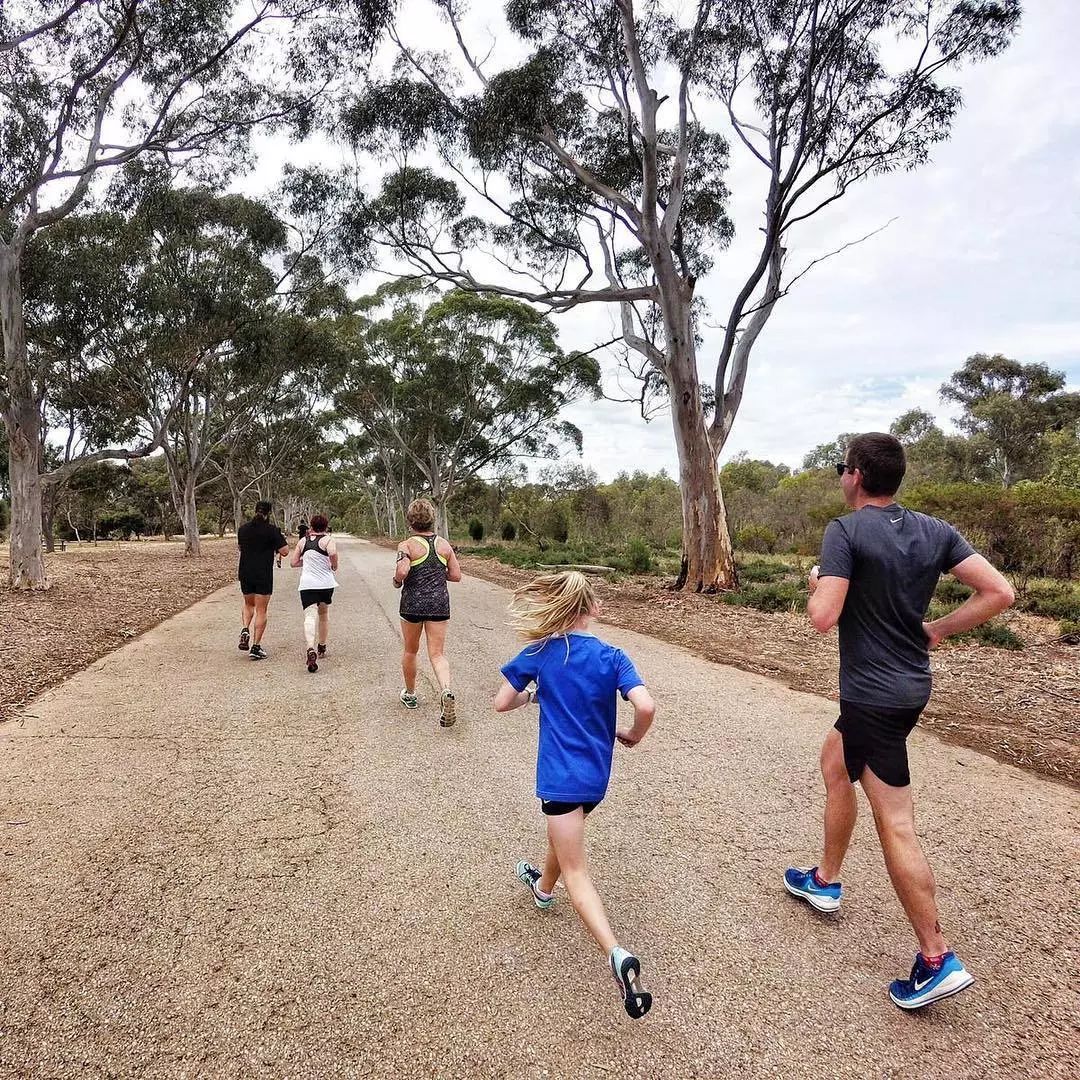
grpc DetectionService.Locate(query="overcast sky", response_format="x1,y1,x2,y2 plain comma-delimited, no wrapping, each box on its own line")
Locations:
248,0,1080,480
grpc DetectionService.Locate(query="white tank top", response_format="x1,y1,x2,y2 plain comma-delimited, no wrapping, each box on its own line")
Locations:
298,534,338,590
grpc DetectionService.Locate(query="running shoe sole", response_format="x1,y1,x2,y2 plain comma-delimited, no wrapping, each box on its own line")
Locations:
238,631,250,651
611,953,652,1019
400,691,418,709
439,691,457,728
783,874,841,913
306,649,318,673
889,970,974,1010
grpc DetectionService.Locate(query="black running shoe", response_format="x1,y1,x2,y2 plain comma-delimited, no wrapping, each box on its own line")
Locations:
306,648,318,673
250,644,267,660
239,627,250,651
317,643,326,657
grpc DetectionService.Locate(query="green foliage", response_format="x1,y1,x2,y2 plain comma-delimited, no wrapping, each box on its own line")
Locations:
935,578,974,604
1022,582,1080,622
1059,619,1080,639
625,537,653,573
734,524,778,554
501,519,517,541
0,499,9,538
721,581,806,614
468,518,485,542
961,623,1024,650
737,558,789,583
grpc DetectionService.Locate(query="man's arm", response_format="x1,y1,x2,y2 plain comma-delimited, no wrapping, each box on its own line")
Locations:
807,567,850,633
923,554,1015,648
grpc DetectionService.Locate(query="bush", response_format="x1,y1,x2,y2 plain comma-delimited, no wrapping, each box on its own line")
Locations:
961,623,1024,650
722,580,806,613
1059,619,1080,640
625,537,653,573
468,518,485,542
737,558,789,583
1019,581,1080,621
735,524,778,554
935,578,973,604
0,498,8,538
500,519,517,541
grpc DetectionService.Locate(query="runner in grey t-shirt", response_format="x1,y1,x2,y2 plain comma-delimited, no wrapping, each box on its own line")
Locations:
782,432,1014,1012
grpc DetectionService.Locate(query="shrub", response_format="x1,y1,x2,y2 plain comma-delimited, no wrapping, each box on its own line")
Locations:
1059,619,1080,640
935,578,973,604
625,537,653,573
500,519,517,541
1022,582,1080,622
468,518,485,542
961,623,1024,650
737,558,789,583
722,580,806,613
735,523,778,554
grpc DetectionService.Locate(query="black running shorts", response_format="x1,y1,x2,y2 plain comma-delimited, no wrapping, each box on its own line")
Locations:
835,699,924,788
239,577,273,597
300,588,334,609
541,800,600,816
400,613,450,624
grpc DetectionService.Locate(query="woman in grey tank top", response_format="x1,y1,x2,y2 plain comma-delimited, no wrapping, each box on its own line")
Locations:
393,498,463,726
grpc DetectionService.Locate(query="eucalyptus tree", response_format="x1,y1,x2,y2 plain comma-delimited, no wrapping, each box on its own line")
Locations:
340,0,1020,589
335,288,601,536
0,0,394,587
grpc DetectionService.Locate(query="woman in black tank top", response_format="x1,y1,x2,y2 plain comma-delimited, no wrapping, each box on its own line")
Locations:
393,498,463,726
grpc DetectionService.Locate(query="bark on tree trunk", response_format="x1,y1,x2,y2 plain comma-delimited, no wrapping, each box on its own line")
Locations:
42,500,55,554
660,288,736,591
180,477,201,556
1,244,48,589
232,490,245,534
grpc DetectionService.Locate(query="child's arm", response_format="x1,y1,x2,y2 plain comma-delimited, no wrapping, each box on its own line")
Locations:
616,685,656,747
494,678,535,713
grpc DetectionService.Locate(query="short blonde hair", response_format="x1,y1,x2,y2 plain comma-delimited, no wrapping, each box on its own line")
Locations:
510,571,597,641
406,498,436,532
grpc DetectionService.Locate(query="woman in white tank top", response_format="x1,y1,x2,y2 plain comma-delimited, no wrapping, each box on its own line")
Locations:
289,513,338,673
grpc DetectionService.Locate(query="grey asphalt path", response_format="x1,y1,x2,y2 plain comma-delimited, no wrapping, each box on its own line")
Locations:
1,539,1077,1079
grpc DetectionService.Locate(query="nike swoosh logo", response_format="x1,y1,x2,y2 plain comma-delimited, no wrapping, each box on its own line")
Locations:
913,976,934,991
891,517,903,523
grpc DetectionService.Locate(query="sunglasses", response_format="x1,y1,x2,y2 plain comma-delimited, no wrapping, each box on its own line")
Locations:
834,462,857,476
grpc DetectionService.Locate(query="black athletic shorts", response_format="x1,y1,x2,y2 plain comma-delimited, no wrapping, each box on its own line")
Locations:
541,800,600,816
239,577,273,597
400,613,450,624
300,588,334,609
835,699,924,788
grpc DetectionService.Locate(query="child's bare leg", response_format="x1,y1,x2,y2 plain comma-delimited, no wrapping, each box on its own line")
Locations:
539,840,561,895
546,809,616,953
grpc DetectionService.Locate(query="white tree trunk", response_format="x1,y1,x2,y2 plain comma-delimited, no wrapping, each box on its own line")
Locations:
1,243,48,589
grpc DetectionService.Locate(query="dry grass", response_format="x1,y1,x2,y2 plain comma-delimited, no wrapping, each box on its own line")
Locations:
0,539,237,723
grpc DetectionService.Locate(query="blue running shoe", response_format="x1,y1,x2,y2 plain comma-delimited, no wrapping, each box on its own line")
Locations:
889,952,974,1010
784,866,842,912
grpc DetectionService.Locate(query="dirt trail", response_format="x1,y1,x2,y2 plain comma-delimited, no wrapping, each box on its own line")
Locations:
1,539,1076,1078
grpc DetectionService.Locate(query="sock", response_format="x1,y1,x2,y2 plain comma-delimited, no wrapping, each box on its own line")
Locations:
534,884,552,901
813,869,832,888
922,953,946,970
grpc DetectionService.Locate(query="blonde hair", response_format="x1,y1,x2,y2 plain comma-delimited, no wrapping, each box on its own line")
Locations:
510,571,597,642
406,498,436,532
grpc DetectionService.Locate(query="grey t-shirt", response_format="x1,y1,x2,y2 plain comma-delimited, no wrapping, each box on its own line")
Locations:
819,504,975,709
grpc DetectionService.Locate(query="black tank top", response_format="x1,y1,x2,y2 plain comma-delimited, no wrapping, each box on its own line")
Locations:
399,534,450,619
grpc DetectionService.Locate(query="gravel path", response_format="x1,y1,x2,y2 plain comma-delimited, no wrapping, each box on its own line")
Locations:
1,539,1076,1079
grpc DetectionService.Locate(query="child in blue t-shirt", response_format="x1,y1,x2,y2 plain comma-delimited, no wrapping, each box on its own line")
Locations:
495,570,657,1019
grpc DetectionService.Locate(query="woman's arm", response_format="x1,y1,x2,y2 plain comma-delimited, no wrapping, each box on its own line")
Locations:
393,542,412,587
289,541,303,569
442,540,463,583
325,537,339,572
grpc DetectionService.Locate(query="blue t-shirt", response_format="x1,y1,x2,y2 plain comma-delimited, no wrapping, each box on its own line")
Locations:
819,504,975,708
501,632,643,802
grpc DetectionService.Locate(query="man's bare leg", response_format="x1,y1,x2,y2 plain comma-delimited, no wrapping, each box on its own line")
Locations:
819,729,857,881
861,767,948,957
